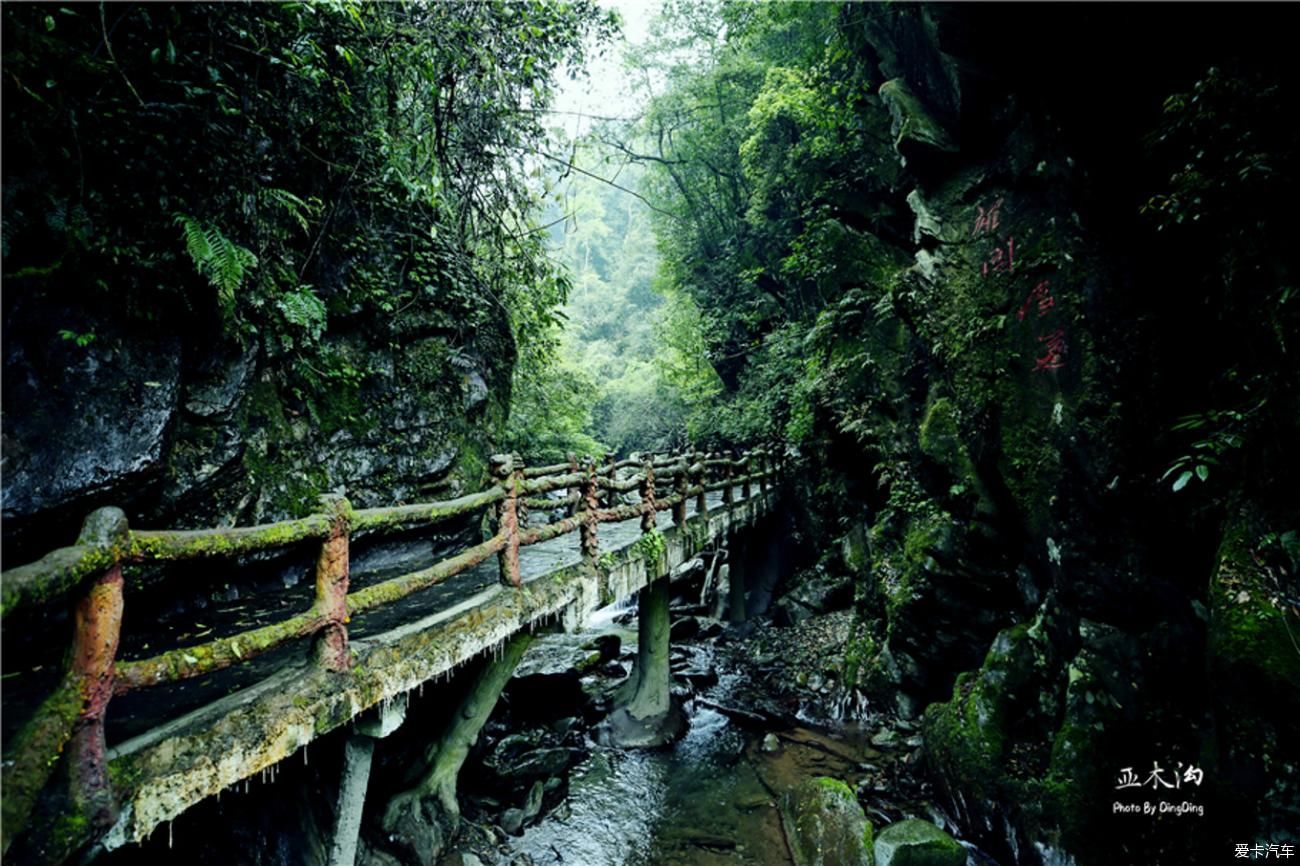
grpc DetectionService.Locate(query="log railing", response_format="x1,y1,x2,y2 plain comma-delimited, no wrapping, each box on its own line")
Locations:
0,444,783,852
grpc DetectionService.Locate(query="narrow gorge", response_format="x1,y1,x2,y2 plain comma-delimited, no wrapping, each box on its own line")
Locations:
2,4,1296,866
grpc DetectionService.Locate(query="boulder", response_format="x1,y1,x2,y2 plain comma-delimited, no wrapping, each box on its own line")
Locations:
670,615,702,641
499,780,544,836
779,777,875,866
487,746,579,790
773,568,855,626
874,819,964,866
878,78,957,165
1,327,182,536
580,634,622,664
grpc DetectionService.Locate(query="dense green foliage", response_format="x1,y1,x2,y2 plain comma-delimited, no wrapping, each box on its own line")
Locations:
503,155,716,460
586,3,1300,863
3,0,613,433
508,2,866,457
610,1,904,447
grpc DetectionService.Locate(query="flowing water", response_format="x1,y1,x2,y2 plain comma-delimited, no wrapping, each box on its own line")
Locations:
508,675,787,864
501,625,888,866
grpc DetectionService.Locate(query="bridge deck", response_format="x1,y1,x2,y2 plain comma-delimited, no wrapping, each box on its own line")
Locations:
98,486,773,848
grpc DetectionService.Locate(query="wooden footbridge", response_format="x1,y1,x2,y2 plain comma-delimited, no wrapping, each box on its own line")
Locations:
0,447,784,862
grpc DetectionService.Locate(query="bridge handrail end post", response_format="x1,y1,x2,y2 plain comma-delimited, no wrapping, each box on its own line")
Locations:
314,494,353,672
493,457,524,588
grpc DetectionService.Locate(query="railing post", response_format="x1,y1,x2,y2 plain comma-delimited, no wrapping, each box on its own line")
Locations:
723,455,735,506
69,507,128,828
741,451,752,500
673,461,688,527
566,451,580,517
492,454,522,588
693,450,708,518
603,452,617,508
314,495,352,672
579,460,600,564
513,453,529,531
757,449,768,496
639,458,657,533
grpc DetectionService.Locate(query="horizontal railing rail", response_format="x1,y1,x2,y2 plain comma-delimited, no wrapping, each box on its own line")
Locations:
0,443,786,854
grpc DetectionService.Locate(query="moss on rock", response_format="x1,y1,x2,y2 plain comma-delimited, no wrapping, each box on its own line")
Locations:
874,819,964,866
922,615,1067,847
779,776,875,866
1208,518,1300,693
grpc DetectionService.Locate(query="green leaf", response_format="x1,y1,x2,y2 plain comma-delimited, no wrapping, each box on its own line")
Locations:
1172,470,1194,492
173,213,257,320
1195,464,1209,481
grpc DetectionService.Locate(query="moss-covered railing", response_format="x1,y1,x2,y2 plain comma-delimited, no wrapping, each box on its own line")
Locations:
0,444,784,855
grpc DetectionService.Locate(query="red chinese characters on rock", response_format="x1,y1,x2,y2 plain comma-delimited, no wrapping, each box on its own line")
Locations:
973,197,1013,277
1018,279,1056,321
971,197,1068,374
981,236,1015,278
1035,328,1067,371
972,197,1003,237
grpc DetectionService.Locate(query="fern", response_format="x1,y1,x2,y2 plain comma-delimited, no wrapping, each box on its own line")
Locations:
276,286,327,344
177,213,212,265
259,187,318,233
173,213,258,316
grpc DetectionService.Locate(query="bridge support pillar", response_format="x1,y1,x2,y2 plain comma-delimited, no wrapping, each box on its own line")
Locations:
328,736,374,866
626,577,671,719
379,636,533,864
328,694,407,866
728,542,747,624
602,576,684,747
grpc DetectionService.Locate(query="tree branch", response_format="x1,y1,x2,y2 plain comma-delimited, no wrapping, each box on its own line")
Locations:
534,150,683,223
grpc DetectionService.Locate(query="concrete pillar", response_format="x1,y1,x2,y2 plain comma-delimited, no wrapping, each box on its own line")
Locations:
728,542,747,624
328,736,374,866
625,577,671,720
328,694,408,866
711,560,730,620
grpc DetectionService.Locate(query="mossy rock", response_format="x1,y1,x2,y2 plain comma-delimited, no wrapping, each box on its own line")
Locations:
842,521,871,575
878,78,957,160
779,776,875,866
922,617,1060,833
1208,521,1300,697
917,396,968,479
874,819,965,866
1201,508,1300,841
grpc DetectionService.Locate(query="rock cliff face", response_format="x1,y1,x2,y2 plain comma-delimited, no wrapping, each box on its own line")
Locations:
0,4,524,562
1,296,510,559
791,6,1299,864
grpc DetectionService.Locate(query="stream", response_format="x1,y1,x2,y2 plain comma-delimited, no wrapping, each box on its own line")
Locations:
464,601,993,866
507,650,789,866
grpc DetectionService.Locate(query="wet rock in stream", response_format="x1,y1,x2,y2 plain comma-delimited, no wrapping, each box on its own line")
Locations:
779,776,875,866
874,819,967,866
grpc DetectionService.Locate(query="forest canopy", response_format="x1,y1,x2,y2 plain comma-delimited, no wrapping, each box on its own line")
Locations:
3,0,615,435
